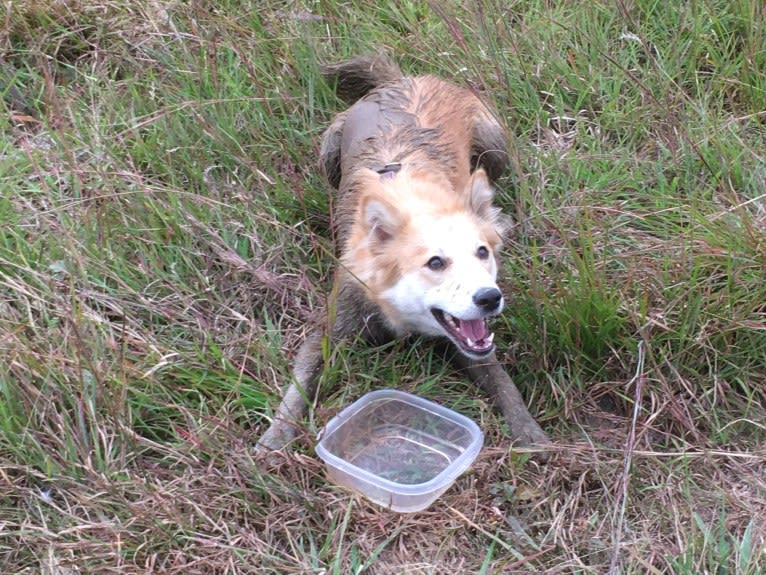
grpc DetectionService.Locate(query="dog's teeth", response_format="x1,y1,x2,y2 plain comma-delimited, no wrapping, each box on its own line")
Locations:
465,337,474,348
487,333,494,345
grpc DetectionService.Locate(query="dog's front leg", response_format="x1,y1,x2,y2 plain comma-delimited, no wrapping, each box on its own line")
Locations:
255,328,325,457
461,353,550,450
255,279,388,461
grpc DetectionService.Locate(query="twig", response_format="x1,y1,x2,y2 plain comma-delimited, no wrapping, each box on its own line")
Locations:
608,341,645,575
504,546,557,571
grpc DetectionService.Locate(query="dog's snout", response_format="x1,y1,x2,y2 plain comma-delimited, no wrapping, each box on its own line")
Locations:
473,287,502,312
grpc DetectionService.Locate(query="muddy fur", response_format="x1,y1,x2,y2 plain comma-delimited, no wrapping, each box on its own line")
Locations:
256,55,549,460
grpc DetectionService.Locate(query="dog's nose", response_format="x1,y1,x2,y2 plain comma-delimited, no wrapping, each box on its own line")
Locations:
473,287,502,312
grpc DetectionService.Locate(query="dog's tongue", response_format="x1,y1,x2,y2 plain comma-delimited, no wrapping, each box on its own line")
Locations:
458,318,489,341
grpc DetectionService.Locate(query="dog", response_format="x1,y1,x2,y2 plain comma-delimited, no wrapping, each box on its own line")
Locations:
256,55,549,458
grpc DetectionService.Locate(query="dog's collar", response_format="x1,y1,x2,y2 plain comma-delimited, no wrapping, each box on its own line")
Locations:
375,162,402,179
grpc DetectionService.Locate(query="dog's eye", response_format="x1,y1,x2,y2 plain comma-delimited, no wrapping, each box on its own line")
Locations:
426,256,445,271
477,246,490,260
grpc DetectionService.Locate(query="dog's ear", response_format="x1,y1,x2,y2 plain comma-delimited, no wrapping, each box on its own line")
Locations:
468,168,511,240
362,194,402,245
355,168,404,247
468,168,496,220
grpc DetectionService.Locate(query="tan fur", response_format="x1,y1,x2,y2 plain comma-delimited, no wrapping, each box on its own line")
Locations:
256,56,549,462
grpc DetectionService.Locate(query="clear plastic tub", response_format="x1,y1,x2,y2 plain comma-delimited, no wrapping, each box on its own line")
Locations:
315,389,483,513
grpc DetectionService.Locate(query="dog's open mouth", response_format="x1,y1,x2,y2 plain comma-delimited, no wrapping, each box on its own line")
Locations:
432,309,495,357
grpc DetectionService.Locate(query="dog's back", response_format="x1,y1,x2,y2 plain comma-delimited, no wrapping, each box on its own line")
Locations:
320,56,508,193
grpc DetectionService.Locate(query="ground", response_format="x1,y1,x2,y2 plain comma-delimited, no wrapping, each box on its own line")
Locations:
1,1,765,573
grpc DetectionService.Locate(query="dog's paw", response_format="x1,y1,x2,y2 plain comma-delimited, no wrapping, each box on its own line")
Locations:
508,419,552,462
253,447,281,468
254,421,299,468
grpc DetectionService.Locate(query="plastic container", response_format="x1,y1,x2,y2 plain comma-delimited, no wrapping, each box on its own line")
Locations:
315,389,483,513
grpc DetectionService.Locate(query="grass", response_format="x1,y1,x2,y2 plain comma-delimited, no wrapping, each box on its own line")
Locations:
1,0,766,572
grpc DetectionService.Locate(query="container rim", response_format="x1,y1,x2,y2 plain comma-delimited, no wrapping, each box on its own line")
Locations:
315,389,484,495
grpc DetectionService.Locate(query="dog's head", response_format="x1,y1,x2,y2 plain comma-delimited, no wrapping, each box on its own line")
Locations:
343,166,509,359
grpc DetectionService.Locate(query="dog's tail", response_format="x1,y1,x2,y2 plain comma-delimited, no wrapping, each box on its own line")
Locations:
321,55,403,104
